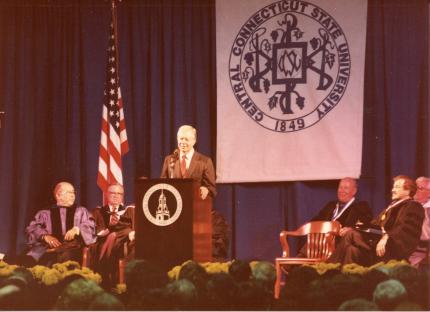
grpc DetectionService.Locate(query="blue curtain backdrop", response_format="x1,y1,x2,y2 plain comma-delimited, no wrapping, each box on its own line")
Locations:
0,0,428,261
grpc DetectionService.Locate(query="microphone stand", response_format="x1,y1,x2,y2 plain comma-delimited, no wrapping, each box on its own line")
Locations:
168,149,179,178
169,159,175,178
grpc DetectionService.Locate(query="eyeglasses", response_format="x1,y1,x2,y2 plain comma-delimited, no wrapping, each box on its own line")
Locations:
108,191,124,195
417,186,430,191
62,190,77,195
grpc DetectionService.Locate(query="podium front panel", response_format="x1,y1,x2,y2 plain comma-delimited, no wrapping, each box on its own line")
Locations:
135,178,211,269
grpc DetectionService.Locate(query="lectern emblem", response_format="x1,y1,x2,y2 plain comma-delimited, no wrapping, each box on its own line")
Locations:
142,183,183,226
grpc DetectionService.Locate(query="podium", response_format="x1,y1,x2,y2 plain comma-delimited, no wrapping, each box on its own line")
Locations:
135,178,212,269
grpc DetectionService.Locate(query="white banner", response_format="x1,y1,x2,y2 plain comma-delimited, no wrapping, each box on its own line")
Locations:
216,0,367,183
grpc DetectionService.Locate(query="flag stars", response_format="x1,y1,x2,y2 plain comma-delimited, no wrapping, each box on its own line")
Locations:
101,19,128,139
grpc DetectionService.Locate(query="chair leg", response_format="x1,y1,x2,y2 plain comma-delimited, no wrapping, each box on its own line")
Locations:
274,261,282,299
118,259,127,284
82,247,89,268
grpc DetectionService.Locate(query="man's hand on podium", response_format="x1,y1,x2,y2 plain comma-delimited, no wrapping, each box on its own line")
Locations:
200,186,209,200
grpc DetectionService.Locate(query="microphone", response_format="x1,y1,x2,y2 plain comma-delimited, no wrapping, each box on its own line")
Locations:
169,149,179,178
172,148,179,160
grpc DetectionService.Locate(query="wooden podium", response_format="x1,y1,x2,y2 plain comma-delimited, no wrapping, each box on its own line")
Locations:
135,178,212,269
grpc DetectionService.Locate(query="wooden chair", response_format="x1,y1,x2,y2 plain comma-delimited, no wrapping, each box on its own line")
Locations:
118,205,135,284
274,220,341,299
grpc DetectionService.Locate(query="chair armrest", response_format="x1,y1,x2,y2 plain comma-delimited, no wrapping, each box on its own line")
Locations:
326,230,340,236
279,231,291,257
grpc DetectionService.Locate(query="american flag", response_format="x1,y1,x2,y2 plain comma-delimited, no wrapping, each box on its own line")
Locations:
97,6,129,195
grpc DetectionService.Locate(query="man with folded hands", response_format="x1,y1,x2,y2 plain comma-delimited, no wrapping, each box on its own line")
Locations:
23,182,96,266
92,183,135,287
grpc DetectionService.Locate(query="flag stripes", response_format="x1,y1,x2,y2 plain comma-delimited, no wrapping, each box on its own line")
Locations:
97,2,128,194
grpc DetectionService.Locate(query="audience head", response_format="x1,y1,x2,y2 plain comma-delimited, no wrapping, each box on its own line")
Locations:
233,280,269,310
390,265,429,310
164,279,198,310
337,178,357,203
414,176,430,204
178,261,208,294
106,183,124,207
125,259,168,294
54,278,104,310
88,292,125,310
228,259,251,283
0,267,38,310
251,261,276,292
282,265,319,307
392,175,417,199
373,279,408,310
177,125,197,153
338,298,379,310
205,272,237,310
389,264,418,287
362,268,390,299
54,182,76,207
306,273,365,310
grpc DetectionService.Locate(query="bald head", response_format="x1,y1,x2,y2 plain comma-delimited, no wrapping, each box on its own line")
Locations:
54,182,76,207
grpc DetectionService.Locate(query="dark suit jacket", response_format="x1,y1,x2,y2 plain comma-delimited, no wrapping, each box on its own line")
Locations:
312,199,373,227
160,150,217,197
92,205,134,239
372,199,424,260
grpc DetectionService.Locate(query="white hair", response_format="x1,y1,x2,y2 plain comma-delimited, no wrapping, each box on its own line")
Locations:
177,125,197,141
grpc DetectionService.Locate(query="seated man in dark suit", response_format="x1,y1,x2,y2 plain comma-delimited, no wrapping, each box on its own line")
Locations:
311,177,373,236
22,182,96,266
296,177,372,256
160,125,216,199
328,175,424,266
92,183,134,288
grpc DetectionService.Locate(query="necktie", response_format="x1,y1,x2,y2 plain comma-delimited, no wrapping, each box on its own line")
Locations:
110,207,119,226
181,155,187,178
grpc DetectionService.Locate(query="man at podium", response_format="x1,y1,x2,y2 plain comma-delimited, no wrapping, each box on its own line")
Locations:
160,125,216,200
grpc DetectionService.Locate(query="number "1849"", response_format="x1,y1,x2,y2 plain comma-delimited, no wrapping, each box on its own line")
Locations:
275,119,305,132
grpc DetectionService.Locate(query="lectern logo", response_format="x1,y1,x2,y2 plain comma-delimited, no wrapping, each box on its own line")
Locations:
229,1,351,132
142,183,183,226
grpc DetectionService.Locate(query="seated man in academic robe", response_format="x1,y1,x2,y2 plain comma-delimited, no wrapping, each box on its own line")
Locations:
328,175,424,266
92,183,135,287
24,182,96,266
